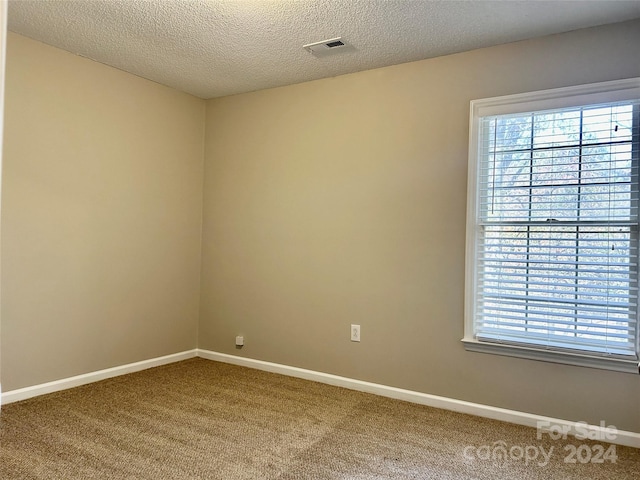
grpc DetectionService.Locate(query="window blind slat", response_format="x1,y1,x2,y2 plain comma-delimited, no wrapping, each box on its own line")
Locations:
476,332,635,357
481,305,635,327
480,271,637,285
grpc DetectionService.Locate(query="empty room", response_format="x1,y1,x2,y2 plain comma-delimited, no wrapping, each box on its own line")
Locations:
1,1,639,479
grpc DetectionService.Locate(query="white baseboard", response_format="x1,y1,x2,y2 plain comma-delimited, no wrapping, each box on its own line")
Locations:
1,349,198,405
3,348,638,449
197,349,640,449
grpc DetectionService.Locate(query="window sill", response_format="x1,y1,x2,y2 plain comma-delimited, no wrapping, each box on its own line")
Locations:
461,338,639,374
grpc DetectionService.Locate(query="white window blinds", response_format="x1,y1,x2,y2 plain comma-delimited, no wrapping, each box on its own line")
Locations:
474,100,640,359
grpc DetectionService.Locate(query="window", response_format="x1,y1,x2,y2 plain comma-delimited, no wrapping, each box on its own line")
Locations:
464,78,640,373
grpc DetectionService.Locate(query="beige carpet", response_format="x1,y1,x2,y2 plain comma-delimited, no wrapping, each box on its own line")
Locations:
1,358,638,479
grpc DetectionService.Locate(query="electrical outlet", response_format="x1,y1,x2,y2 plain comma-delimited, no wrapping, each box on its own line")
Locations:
351,324,361,342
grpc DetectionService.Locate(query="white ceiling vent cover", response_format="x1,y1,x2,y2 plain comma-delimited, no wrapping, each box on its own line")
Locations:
303,37,349,55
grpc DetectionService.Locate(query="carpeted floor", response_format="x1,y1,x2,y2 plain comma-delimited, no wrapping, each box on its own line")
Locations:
0,358,638,479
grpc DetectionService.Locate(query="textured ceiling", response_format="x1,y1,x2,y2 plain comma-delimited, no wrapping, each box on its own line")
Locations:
8,0,640,99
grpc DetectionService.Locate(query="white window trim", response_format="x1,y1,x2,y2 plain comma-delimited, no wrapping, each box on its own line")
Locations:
463,77,640,374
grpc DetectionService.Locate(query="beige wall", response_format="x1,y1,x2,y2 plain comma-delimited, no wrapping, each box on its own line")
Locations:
200,20,640,432
1,33,205,390
0,3,7,400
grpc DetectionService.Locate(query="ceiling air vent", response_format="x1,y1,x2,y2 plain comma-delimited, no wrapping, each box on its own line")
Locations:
325,40,344,48
303,37,350,55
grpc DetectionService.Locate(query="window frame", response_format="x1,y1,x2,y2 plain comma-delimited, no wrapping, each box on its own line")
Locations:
463,78,640,374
